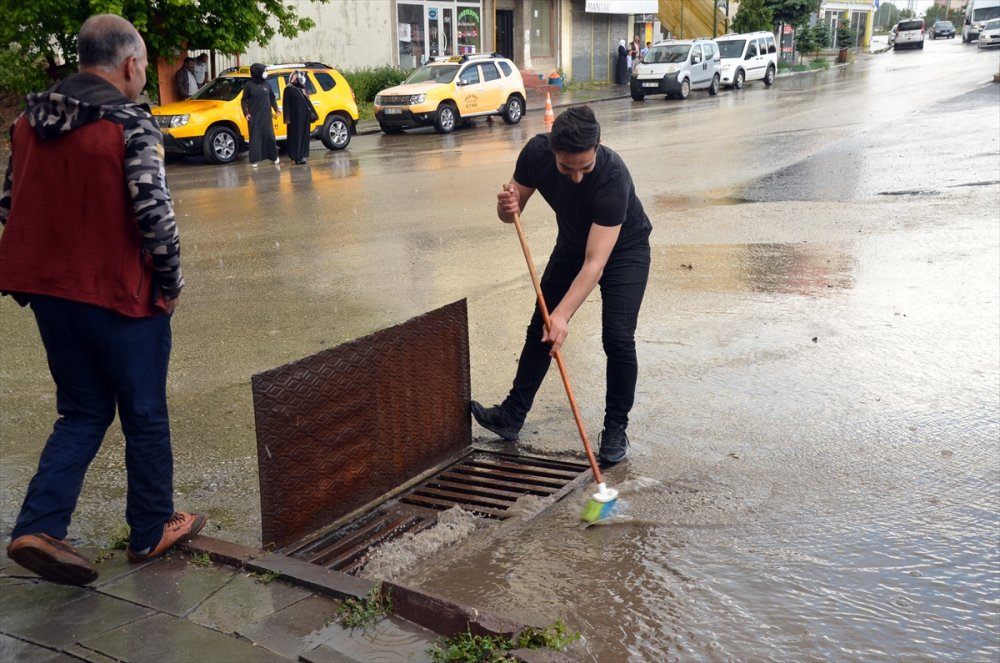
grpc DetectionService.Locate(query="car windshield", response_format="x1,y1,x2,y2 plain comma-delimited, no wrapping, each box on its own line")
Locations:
717,40,746,58
404,64,460,84
193,77,247,101
644,44,691,64
936,21,954,28
974,6,1000,21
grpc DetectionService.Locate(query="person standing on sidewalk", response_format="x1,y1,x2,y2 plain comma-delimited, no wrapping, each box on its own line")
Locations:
242,63,280,166
470,106,652,466
0,13,205,586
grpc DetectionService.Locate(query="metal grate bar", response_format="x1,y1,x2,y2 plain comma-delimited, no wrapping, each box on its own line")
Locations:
317,516,429,569
402,493,512,519
448,465,567,489
465,458,583,480
434,472,557,496
426,478,552,501
410,486,516,509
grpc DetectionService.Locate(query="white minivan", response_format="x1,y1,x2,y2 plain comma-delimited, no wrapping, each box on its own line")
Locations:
716,31,778,89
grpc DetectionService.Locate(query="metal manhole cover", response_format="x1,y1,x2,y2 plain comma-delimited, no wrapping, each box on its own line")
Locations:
282,450,590,574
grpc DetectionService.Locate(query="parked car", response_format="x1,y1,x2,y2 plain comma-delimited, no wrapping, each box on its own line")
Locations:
930,20,956,38
978,17,1000,46
152,62,359,164
894,19,926,50
373,53,526,134
715,31,777,89
630,38,722,100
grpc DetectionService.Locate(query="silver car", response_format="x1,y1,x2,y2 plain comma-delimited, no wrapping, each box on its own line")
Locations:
978,18,1000,47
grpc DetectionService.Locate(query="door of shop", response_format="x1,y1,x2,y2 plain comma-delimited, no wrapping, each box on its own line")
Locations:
497,10,514,59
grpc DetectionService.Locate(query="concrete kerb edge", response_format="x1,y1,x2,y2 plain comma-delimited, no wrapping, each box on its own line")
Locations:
180,534,544,641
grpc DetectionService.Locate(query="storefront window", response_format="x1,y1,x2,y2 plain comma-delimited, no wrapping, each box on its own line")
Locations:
457,6,481,55
530,1,553,57
398,3,425,68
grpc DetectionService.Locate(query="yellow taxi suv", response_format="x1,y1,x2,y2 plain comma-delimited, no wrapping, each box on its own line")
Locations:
374,53,526,134
152,62,359,164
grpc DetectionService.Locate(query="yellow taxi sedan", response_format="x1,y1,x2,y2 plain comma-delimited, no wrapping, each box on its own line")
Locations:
374,53,526,134
153,63,358,164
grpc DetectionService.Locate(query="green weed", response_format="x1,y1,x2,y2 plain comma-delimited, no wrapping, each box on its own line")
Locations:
248,570,281,584
428,619,582,662
427,629,516,663
510,619,581,650
108,524,131,551
189,551,212,567
336,583,393,630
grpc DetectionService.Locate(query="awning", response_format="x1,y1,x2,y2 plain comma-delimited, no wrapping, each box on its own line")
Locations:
585,0,658,13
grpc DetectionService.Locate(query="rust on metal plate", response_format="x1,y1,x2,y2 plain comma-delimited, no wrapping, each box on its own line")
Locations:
252,300,471,549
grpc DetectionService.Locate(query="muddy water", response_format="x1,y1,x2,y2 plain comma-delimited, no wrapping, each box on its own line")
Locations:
1,47,998,662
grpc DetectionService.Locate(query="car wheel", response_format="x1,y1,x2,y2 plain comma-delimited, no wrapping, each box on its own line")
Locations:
320,114,351,150
708,74,720,96
502,95,524,124
678,78,690,100
379,122,403,134
434,103,457,134
631,91,646,101
733,69,745,90
764,65,775,87
203,125,239,164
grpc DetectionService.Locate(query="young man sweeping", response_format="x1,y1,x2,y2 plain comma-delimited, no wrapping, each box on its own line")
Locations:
471,105,652,466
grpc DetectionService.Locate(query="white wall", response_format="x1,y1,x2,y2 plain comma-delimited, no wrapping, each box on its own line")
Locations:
215,0,394,72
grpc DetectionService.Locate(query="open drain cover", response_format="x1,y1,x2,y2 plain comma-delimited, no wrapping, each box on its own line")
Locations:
282,450,591,574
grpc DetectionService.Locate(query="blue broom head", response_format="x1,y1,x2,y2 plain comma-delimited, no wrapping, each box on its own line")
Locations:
580,483,619,523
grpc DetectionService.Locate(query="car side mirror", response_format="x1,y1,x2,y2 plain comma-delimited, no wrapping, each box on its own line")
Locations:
746,52,754,59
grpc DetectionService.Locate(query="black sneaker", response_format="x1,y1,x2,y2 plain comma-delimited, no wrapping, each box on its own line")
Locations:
470,401,522,441
598,427,630,466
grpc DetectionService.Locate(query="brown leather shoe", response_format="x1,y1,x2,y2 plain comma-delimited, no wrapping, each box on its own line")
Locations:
126,511,206,563
7,533,98,585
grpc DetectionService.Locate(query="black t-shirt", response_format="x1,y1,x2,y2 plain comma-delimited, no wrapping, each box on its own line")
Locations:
513,134,652,256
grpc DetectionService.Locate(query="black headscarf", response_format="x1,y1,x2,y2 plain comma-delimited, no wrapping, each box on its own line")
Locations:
250,63,266,84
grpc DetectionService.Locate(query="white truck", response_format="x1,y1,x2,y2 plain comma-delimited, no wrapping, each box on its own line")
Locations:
962,0,1000,42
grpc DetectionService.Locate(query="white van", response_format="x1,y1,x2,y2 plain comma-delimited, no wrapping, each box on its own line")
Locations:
963,0,1000,42
716,32,778,89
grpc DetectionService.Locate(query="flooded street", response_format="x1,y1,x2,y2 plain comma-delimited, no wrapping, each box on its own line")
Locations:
2,41,998,661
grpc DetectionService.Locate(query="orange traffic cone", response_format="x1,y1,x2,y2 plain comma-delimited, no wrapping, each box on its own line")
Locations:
543,91,555,126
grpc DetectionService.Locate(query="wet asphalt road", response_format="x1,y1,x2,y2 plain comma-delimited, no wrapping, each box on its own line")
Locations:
1,40,998,661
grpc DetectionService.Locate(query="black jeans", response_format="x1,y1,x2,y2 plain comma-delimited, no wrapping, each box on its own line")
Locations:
503,244,650,430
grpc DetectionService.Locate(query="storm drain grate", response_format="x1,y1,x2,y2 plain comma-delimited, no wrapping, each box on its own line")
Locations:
400,451,589,519
282,450,591,574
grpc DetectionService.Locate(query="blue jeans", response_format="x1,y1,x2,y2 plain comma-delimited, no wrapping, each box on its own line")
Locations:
503,245,651,430
11,295,174,551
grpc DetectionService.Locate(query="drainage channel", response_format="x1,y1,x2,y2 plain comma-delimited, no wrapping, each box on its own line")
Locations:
281,450,591,575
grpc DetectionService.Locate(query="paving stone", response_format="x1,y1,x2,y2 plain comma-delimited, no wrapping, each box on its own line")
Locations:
304,615,440,663
98,553,236,617
0,633,70,662
0,580,150,648
79,611,293,663
247,553,374,599
187,570,312,637
235,593,343,659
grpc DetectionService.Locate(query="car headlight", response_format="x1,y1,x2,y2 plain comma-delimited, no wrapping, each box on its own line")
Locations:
410,94,426,104
663,65,680,75
161,114,189,128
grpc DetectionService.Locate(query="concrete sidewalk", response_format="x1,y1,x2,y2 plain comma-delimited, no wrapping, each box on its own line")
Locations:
1,535,574,663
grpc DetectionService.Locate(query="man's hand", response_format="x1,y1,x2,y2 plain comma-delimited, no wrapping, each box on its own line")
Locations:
541,311,569,356
162,297,179,314
497,184,519,224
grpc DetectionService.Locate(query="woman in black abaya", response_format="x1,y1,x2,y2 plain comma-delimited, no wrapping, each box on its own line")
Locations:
283,71,318,165
615,39,628,85
241,63,279,166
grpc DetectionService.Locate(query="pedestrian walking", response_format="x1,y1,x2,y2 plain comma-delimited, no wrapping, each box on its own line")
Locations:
0,13,205,586
242,63,280,166
470,106,652,466
283,71,317,165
